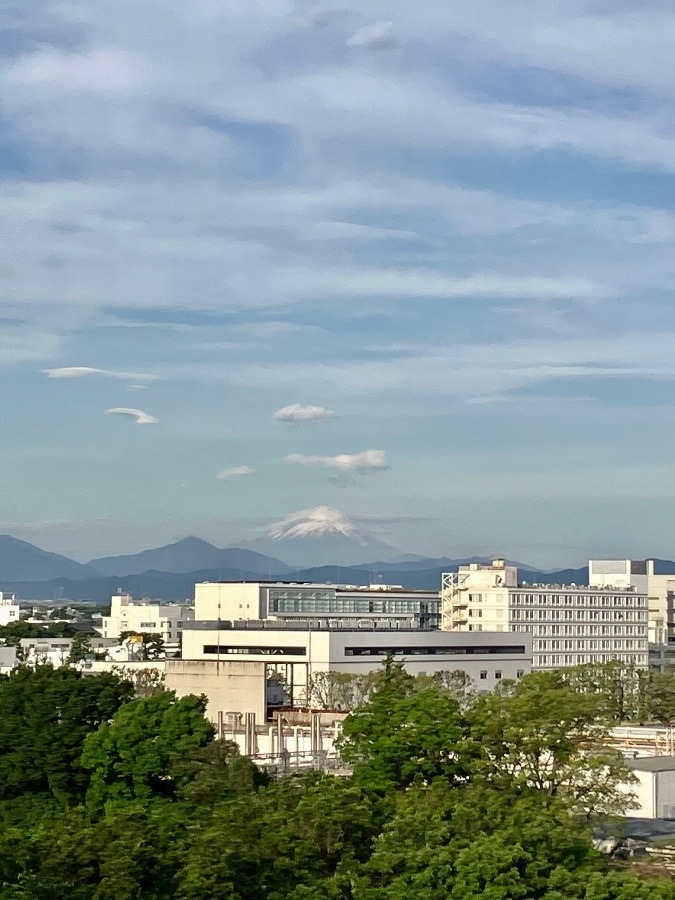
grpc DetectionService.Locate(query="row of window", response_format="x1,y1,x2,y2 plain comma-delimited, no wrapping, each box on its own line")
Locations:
478,669,525,680
201,644,527,658
203,645,306,656
512,624,646,637
269,598,437,614
536,653,649,667
512,594,645,607
512,609,646,622
534,638,648,651
343,645,526,657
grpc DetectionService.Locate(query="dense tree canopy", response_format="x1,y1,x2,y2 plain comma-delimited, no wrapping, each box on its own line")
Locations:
0,662,672,898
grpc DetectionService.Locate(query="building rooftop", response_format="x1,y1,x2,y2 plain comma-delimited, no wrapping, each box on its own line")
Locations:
627,757,675,773
197,580,437,593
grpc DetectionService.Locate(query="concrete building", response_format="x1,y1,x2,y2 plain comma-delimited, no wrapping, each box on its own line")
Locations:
19,635,117,667
0,646,17,674
0,593,20,627
194,581,440,629
21,637,74,667
589,559,669,645
98,591,194,653
442,558,648,670
625,758,675,819
168,620,533,719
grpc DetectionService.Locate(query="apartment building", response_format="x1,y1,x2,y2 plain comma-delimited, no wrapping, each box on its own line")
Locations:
589,559,674,646
194,581,440,629
441,558,648,670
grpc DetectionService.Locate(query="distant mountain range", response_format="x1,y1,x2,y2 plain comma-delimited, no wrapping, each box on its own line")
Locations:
0,535,94,582
0,531,673,601
89,537,291,578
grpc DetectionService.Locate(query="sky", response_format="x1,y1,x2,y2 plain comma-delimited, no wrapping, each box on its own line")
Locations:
1,1,675,567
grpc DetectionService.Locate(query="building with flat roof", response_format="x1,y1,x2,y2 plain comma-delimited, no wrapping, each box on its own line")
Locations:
625,757,675,819
442,558,648,670
194,581,440,630
0,593,20,627
173,619,532,713
97,591,194,653
589,559,675,646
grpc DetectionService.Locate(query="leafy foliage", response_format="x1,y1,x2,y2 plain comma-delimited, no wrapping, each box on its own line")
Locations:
0,666,133,806
81,690,214,813
0,661,671,898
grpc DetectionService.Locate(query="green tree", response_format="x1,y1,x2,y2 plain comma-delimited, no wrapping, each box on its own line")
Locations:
0,666,133,808
338,657,468,791
81,690,214,814
467,671,636,819
646,672,675,729
144,633,165,660
66,631,91,664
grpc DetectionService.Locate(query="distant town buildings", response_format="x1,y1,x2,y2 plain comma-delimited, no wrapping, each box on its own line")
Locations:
97,591,194,654
166,578,533,720
441,558,649,670
0,593,20,627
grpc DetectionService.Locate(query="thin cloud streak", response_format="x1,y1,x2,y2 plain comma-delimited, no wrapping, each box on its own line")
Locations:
285,450,389,471
347,21,398,49
44,367,158,381
217,466,256,479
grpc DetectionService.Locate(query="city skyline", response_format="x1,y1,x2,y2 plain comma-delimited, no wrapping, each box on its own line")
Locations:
2,3,675,566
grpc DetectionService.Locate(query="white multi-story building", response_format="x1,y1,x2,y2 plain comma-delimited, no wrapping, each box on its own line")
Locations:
170,620,532,719
0,593,20,627
442,558,648,670
589,559,675,646
97,591,194,652
194,581,440,630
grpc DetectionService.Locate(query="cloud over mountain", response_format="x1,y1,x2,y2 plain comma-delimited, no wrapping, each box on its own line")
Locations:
268,505,356,540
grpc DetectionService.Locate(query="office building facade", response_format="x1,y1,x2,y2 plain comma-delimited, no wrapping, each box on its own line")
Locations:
442,559,648,670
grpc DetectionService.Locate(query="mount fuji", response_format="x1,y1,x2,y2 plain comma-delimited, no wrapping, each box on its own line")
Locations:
244,506,401,568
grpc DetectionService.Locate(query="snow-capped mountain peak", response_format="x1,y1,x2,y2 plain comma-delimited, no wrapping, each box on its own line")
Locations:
268,506,359,542
247,506,400,567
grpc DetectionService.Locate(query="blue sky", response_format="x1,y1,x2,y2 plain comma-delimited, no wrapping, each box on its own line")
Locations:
1,1,675,566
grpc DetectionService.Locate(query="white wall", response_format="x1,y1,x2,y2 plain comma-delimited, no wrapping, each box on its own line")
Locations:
194,583,263,621
626,770,656,818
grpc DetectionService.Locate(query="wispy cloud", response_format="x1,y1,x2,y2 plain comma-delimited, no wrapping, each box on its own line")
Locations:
347,21,398,50
44,367,158,381
107,407,158,425
285,449,389,471
217,466,256,479
273,403,334,424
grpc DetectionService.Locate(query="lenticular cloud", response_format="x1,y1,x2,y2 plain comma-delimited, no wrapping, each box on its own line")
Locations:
273,404,334,424
107,407,158,425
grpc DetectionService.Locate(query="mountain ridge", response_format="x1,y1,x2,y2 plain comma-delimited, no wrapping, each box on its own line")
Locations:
88,537,291,578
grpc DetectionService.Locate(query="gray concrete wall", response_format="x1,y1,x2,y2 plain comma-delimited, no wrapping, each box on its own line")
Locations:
166,659,267,721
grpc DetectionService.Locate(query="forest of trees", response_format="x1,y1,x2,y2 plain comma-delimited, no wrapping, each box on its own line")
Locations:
0,662,674,897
